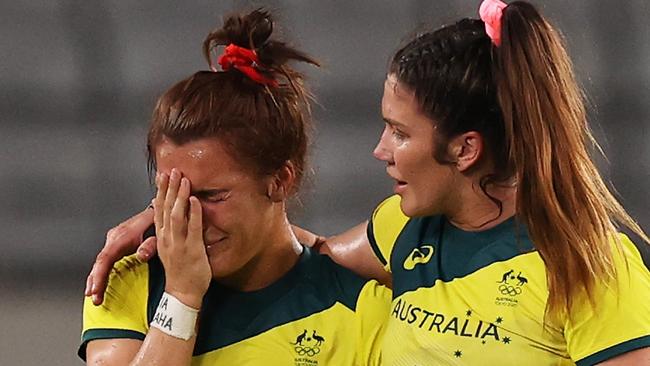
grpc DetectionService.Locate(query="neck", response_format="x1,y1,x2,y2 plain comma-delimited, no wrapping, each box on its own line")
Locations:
446,178,517,231
218,214,303,292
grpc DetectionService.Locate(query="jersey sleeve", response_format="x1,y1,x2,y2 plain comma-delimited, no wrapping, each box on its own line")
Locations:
78,254,150,361
566,234,650,365
353,280,392,366
367,195,409,273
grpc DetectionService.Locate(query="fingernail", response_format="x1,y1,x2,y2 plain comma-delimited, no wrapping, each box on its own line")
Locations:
92,295,100,304
138,248,148,259
91,283,97,293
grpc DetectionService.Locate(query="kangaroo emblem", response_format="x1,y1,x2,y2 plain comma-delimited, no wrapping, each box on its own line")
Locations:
312,330,325,346
292,329,307,345
516,272,528,286
498,269,514,283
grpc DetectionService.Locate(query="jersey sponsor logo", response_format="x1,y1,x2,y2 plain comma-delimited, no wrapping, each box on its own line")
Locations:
495,269,528,306
391,298,503,342
403,245,435,270
291,329,325,365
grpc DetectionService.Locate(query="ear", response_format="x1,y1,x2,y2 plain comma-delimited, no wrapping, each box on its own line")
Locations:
448,131,483,172
266,161,296,202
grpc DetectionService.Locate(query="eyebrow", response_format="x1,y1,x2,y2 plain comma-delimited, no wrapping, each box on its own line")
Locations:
383,117,407,128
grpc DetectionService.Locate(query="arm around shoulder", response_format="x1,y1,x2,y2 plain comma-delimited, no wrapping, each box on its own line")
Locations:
86,206,156,305
320,221,392,287
293,196,405,287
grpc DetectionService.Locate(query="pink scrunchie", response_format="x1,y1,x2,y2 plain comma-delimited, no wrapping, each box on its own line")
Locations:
479,0,508,46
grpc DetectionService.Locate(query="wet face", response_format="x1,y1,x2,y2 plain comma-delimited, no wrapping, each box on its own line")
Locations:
373,75,457,217
155,136,277,281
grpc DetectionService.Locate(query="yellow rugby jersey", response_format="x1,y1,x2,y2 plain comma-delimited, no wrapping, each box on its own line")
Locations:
368,195,650,365
79,246,391,366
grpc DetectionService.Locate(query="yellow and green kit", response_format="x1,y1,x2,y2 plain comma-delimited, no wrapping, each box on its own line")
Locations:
369,195,650,365
79,246,391,366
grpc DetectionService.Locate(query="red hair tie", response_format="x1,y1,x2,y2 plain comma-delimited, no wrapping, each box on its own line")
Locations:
479,0,508,46
216,44,278,87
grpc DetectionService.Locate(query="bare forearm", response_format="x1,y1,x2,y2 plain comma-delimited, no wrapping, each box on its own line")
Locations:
322,222,392,286
130,172,208,366
86,329,197,366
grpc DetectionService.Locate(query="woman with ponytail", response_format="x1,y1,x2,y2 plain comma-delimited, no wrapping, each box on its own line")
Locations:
363,0,650,363
78,9,389,366
87,1,649,364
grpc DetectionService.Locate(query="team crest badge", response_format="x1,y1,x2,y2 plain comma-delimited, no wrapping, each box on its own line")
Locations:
291,329,326,365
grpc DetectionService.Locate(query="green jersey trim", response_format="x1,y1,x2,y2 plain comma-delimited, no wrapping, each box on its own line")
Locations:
78,329,146,361
367,219,388,266
629,233,650,270
390,215,534,298
575,335,650,366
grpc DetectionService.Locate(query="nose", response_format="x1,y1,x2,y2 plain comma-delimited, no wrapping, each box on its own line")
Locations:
373,126,393,162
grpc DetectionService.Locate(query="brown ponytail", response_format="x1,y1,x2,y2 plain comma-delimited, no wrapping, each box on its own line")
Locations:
495,1,649,319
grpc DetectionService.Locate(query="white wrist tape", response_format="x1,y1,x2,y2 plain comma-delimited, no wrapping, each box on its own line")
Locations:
150,292,199,341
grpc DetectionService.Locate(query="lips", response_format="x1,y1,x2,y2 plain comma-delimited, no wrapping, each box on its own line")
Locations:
393,181,407,194
387,169,407,193
205,237,227,250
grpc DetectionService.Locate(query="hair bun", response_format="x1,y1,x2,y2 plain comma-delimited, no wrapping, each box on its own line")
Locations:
203,8,319,83
222,8,273,49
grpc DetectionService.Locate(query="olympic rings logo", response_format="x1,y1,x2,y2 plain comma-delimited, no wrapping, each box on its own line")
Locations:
294,346,321,356
498,284,522,296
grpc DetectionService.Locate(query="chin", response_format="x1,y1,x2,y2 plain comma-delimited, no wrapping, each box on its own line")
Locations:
397,190,414,215
399,199,419,218
400,196,437,218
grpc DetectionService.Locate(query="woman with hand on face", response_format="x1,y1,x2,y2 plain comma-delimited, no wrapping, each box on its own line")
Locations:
79,9,390,366
86,1,650,364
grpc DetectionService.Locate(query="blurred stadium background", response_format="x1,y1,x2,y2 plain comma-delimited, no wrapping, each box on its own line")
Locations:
0,0,648,364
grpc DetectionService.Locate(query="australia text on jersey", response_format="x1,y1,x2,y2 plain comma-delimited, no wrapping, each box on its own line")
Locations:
392,299,502,341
